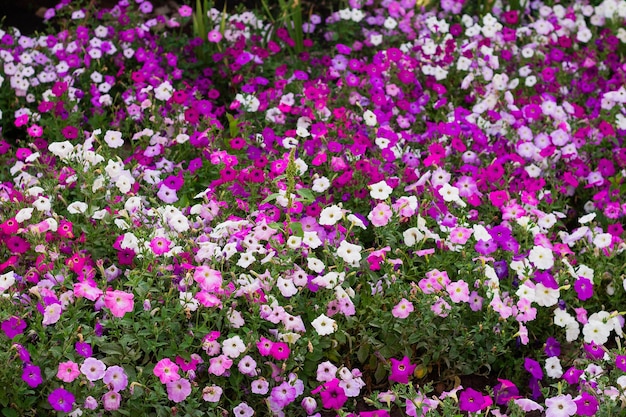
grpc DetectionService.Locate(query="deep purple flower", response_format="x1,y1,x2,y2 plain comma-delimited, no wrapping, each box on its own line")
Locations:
528,377,542,400
493,260,509,280
22,364,43,388
616,355,626,372
1,316,26,339
544,337,561,357
524,358,543,379
48,388,75,413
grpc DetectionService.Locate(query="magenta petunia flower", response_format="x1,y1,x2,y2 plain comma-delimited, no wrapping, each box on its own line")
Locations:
574,277,593,301
61,125,79,140
269,342,290,361
1,316,26,339
5,235,30,254
459,388,490,413
524,357,544,379
388,356,416,384
319,378,347,410
48,388,75,413
583,341,604,360
256,337,273,356
149,237,171,255
562,367,584,385
574,391,599,416
493,379,520,405
22,364,42,388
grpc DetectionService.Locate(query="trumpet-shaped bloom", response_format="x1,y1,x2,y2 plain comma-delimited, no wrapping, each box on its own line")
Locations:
48,388,75,413
104,290,134,318
388,356,416,384
545,394,576,417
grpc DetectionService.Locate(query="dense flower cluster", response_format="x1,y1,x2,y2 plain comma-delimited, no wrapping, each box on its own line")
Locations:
0,0,625,415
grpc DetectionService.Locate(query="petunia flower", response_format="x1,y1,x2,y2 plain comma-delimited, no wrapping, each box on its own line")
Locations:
545,394,576,417
48,388,75,413
388,356,416,384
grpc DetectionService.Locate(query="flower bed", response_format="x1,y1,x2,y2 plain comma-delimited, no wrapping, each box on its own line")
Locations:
0,0,625,415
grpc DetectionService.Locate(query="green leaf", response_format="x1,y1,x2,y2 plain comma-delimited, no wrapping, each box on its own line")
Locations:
295,188,315,203
374,361,387,383
2,408,19,417
226,113,239,137
261,193,281,204
357,343,370,364
289,221,303,237
99,342,124,356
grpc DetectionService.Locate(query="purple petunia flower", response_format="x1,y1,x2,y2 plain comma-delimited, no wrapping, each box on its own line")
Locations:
48,388,75,413
1,316,26,339
544,337,561,357
75,341,92,358
22,364,43,388
524,358,544,379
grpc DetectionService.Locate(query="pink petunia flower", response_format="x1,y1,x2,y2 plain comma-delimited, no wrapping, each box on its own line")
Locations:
104,290,134,318
57,361,80,383
166,378,192,403
81,357,106,381
391,298,414,319
153,358,180,384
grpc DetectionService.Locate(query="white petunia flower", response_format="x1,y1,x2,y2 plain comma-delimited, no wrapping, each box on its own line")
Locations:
528,246,554,270
48,141,74,159
336,240,362,265
222,335,246,358
319,205,343,226
582,319,612,345
363,110,377,127
307,258,325,273
67,201,88,214
534,283,559,307
16,207,34,222
403,227,424,246
593,233,612,249
312,177,330,193
311,314,337,336
369,180,393,200
545,357,563,378
104,130,124,148
0,271,16,293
